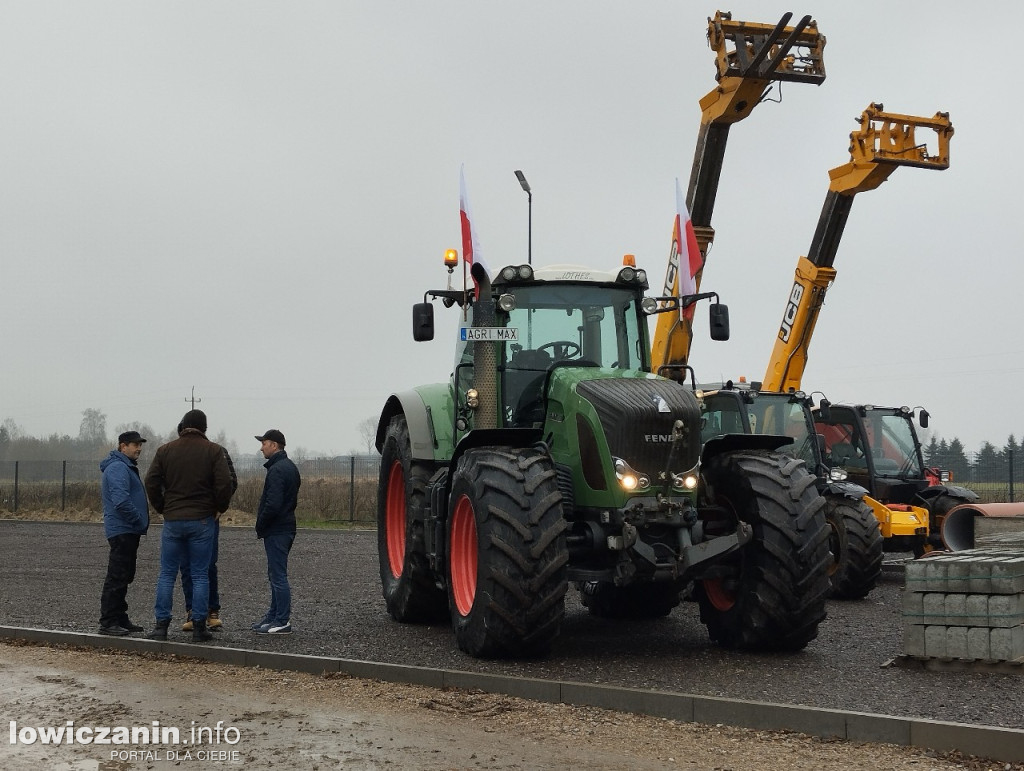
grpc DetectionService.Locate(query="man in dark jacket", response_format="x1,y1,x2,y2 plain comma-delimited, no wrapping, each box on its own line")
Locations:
253,429,300,635
144,409,234,642
98,430,150,636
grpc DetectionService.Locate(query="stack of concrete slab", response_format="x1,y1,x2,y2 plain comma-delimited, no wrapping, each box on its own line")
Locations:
903,550,1024,662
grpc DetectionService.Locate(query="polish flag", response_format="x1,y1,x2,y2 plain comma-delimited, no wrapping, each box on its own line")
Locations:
459,165,486,298
673,179,702,319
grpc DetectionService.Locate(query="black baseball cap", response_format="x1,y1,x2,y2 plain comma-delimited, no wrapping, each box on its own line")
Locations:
255,429,286,447
118,431,147,445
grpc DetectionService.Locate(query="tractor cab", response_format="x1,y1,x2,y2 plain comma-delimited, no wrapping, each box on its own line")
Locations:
696,381,820,471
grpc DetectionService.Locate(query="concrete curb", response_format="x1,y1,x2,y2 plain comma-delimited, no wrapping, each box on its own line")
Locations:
2,625,1022,764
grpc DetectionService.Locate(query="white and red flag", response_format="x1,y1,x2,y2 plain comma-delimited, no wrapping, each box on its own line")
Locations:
459,165,486,298
672,178,702,319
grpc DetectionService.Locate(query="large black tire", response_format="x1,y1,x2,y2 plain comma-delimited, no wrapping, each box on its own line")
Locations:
695,450,830,652
446,447,568,658
578,581,682,619
376,415,448,623
824,497,883,600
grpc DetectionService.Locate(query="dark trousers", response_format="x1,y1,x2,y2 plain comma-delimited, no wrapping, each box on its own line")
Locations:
99,533,142,627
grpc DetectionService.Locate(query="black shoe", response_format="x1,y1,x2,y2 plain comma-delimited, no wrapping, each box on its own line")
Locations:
147,620,170,641
99,624,130,636
192,619,213,643
121,620,145,633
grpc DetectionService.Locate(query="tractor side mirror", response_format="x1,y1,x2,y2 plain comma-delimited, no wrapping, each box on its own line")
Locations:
709,303,730,341
919,409,929,429
412,302,434,342
818,398,831,421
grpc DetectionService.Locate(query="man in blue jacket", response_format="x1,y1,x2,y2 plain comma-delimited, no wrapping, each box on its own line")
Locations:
253,429,300,635
98,430,150,636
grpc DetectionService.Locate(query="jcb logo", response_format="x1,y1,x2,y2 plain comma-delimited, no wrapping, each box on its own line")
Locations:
662,243,679,296
778,283,804,342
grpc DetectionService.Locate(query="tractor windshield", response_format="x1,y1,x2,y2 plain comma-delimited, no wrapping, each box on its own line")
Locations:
746,394,818,468
501,283,648,371
701,391,817,469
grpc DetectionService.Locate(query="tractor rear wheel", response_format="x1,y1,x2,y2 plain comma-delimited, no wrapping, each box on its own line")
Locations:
824,497,883,600
446,446,568,658
376,415,447,623
695,450,830,651
579,581,682,619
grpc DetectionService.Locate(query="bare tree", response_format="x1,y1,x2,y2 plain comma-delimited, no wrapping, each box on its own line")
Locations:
79,408,108,444
1,418,24,441
357,416,378,455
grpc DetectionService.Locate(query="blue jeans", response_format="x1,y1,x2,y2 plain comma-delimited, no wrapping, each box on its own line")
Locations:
181,519,220,614
155,518,215,623
262,533,294,626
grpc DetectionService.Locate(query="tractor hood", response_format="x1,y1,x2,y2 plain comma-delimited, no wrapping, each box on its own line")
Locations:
545,368,703,496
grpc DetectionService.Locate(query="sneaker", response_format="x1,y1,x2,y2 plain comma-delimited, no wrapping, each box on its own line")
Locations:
207,610,222,629
250,619,271,631
257,622,291,635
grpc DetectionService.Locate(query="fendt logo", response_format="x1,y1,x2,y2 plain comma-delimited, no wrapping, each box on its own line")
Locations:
644,434,675,443
778,282,804,342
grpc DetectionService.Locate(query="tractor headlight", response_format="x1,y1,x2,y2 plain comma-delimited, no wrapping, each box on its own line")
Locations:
828,467,848,482
497,293,516,313
618,266,637,283
672,472,698,490
466,388,479,409
613,457,640,491
641,297,659,315
517,264,533,280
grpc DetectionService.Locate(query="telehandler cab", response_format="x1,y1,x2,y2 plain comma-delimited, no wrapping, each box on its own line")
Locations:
696,380,883,599
813,401,977,555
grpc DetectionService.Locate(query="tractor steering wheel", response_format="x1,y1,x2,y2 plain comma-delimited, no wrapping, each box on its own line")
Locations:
537,340,581,360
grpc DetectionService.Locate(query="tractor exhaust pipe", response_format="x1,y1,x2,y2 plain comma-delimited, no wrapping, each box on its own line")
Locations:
469,262,498,430
941,502,1024,551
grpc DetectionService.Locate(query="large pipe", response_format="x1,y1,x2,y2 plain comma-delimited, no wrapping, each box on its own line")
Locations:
940,502,1024,551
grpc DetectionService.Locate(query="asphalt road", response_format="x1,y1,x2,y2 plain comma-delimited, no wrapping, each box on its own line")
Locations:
0,521,1020,730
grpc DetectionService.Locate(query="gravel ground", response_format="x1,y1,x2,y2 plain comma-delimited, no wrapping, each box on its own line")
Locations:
2,640,1010,771
1,519,1022,733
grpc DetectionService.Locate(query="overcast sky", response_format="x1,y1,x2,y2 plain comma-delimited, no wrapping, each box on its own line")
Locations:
1,2,1015,457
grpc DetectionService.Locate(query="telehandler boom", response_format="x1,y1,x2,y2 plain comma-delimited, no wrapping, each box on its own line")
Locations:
652,10,826,373
756,103,970,554
763,104,953,393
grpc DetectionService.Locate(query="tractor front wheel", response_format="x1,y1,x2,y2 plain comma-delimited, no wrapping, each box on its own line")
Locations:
695,450,831,651
446,447,568,658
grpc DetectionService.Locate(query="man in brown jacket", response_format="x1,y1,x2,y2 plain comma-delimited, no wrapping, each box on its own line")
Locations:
144,409,234,642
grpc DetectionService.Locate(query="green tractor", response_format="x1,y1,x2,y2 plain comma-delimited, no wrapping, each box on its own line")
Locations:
375,257,831,658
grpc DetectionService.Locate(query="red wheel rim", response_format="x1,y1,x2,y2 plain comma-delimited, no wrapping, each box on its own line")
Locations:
702,578,736,612
385,460,406,579
450,494,478,616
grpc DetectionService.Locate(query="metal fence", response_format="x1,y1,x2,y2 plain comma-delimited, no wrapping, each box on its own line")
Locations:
0,455,382,523
2,450,1021,519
